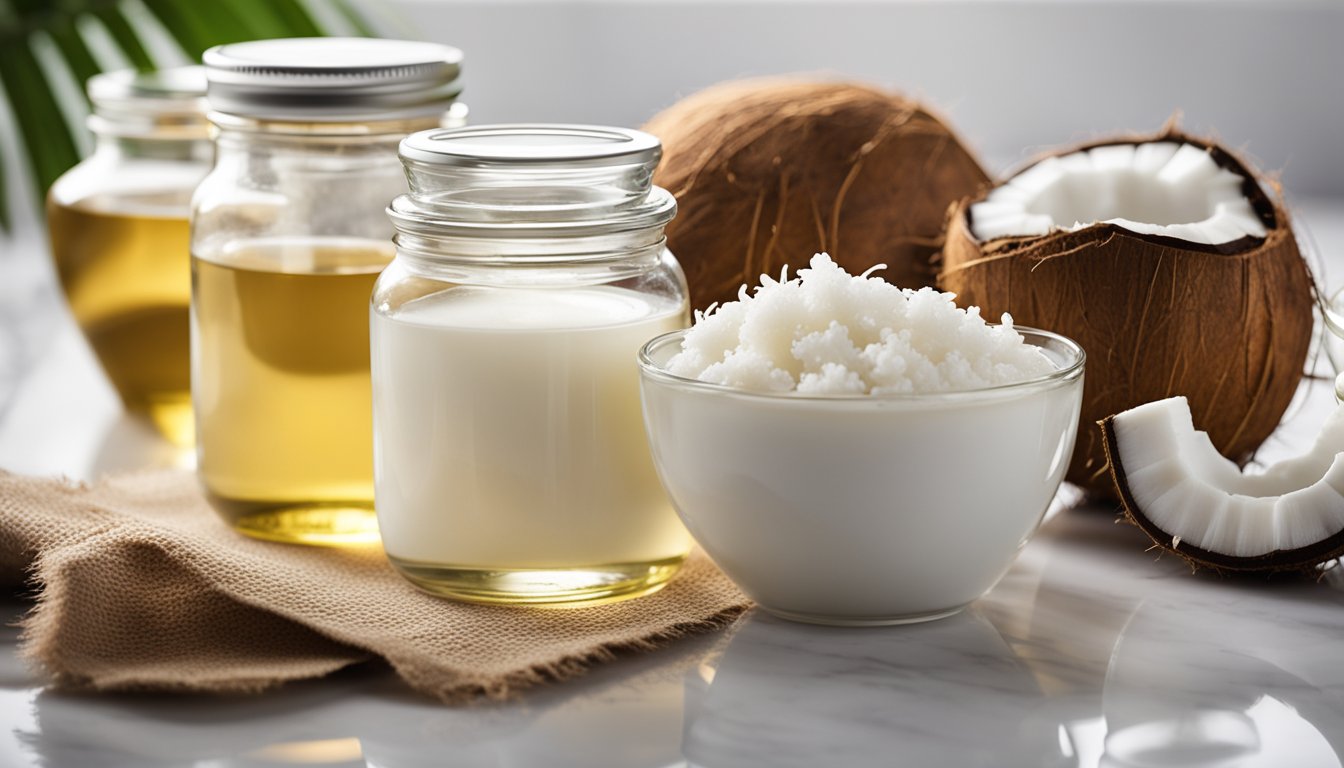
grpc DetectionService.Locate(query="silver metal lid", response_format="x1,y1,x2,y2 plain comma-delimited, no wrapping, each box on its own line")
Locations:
400,125,661,168
86,66,209,138
203,37,463,122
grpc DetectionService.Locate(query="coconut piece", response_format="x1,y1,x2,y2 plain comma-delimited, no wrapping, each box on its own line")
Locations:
1100,397,1344,572
644,78,989,310
939,130,1314,496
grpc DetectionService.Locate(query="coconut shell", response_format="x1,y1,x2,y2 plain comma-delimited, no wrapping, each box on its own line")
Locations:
1099,414,1344,575
939,131,1315,496
643,78,989,309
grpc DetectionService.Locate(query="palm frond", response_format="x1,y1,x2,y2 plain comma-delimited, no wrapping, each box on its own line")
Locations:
0,36,83,203
46,18,102,104
0,0,374,235
92,7,155,71
330,0,377,37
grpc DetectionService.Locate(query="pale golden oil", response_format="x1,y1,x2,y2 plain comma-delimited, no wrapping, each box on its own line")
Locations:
192,239,392,546
48,199,194,445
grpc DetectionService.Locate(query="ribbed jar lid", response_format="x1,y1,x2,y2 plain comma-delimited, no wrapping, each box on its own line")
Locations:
203,37,463,122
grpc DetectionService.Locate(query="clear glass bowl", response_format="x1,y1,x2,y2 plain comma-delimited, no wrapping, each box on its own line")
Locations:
638,327,1086,626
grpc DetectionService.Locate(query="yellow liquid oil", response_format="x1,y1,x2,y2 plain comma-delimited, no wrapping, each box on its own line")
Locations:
48,200,193,446
192,240,392,546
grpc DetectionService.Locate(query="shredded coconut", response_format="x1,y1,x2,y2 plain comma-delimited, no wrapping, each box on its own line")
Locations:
668,253,1056,394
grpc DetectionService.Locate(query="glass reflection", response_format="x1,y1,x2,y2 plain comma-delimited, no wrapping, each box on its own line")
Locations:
683,609,1072,768
1101,600,1344,768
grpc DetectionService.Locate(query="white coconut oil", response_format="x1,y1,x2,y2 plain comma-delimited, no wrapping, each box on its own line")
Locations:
372,283,692,599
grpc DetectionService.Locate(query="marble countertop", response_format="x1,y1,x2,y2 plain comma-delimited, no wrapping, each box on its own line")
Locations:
1,199,1343,767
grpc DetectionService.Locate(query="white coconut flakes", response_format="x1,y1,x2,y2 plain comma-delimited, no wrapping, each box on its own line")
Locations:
667,253,1056,395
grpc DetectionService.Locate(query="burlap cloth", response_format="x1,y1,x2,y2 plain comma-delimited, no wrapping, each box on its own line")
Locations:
0,469,748,702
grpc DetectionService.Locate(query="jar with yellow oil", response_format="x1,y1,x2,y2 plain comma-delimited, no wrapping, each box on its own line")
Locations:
48,66,211,447
193,38,464,545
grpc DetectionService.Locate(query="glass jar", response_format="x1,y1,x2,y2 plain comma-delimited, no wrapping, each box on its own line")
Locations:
48,66,211,447
372,125,692,604
193,38,463,546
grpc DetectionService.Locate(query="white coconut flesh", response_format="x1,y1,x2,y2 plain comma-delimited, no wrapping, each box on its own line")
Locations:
971,143,1267,246
1110,397,1344,558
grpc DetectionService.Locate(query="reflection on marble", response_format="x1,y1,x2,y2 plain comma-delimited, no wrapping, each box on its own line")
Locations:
1,485,1343,767
681,511,1344,768
0,319,191,480
683,609,1069,768
0,231,61,420
1102,596,1344,767
5,624,725,768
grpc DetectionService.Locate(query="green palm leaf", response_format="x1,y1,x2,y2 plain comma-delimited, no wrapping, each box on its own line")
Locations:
0,0,383,235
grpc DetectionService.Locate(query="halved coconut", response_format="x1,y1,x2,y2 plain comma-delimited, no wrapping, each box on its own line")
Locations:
645,78,989,310
1100,396,1344,572
940,130,1314,496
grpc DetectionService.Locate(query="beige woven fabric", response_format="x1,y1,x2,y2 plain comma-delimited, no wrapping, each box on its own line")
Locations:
0,469,748,702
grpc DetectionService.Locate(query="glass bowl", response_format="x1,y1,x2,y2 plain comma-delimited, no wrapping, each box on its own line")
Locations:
638,327,1085,626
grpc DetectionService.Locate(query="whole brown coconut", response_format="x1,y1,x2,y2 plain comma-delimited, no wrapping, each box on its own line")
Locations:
939,130,1315,496
643,78,989,309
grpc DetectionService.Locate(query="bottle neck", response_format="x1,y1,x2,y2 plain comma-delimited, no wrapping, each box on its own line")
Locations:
211,112,443,141
393,227,670,285
210,114,442,169
92,132,212,163
88,105,212,163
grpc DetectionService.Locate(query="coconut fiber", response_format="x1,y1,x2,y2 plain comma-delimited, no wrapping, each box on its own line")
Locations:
0,469,748,702
644,78,988,310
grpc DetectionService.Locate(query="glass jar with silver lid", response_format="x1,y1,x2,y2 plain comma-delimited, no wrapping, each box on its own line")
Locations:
192,38,464,546
371,124,692,605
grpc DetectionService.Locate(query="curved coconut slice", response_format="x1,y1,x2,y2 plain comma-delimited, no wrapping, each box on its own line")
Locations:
1100,396,1344,572
939,131,1314,497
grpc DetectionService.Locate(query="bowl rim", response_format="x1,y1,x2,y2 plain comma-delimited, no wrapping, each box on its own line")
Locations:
1324,286,1344,337
638,325,1086,403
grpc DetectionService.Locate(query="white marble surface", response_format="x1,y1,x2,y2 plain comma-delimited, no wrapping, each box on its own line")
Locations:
0,200,1342,767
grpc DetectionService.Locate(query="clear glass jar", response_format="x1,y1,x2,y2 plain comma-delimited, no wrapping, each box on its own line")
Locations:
372,125,692,604
193,38,463,546
48,66,211,447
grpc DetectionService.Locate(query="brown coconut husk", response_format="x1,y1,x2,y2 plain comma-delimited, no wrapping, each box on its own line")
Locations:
644,78,989,309
939,130,1315,497
1099,414,1344,574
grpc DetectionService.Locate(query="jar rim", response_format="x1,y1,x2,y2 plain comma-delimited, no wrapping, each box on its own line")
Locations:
400,124,661,168
86,66,210,140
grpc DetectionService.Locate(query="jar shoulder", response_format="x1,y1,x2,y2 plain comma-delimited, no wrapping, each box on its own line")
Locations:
192,137,411,250
372,249,689,319
49,151,209,212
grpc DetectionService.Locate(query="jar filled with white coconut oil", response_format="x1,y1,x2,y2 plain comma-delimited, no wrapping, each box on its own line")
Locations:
372,125,692,605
